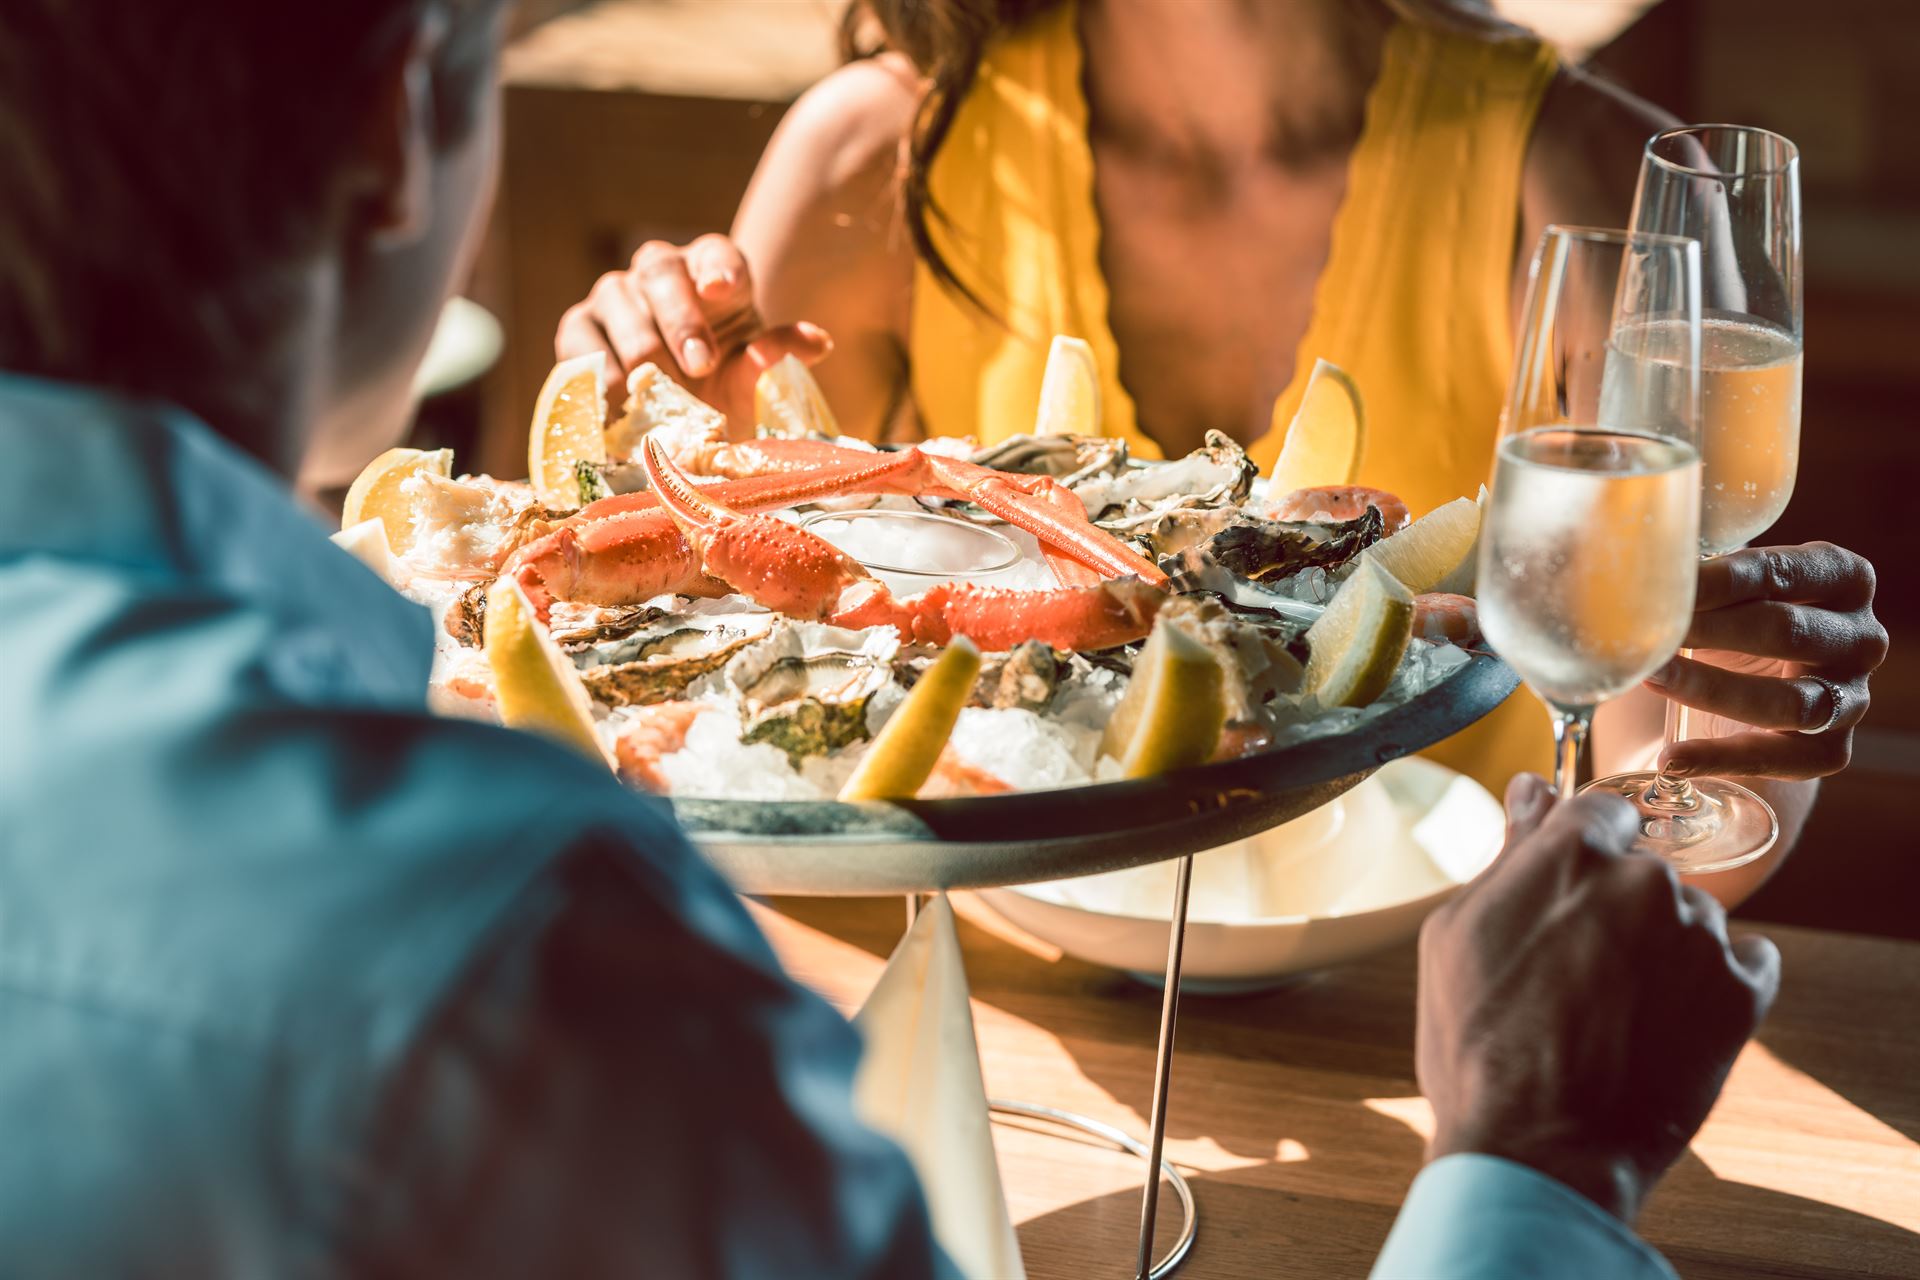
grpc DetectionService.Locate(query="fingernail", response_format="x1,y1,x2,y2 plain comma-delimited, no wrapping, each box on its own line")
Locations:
696,271,734,296
1646,660,1677,688
681,338,712,374
1662,758,1696,779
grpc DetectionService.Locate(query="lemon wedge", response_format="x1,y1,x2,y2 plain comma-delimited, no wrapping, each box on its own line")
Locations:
330,517,396,584
1033,335,1100,437
839,637,982,801
528,352,607,509
1100,617,1228,777
1431,485,1488,596
341,447,453,556
1269,358,1365,491
484,577,612,766
1368,495,1481,594
1304,555,1415,708
756,354,841,438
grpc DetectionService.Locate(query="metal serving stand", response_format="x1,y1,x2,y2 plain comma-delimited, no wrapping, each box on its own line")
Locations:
678,652,1517,1278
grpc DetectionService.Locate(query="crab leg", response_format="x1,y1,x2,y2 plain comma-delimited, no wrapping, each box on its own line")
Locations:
641,437,1164,651
511,434,1166,623
506,462,931,618
640,436,881,623
639,434,1166,586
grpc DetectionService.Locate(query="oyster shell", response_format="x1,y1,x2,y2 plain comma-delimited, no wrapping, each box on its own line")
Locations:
975,642,1064,711
571,613,775,708
1155,595,1306,722
551,604,678,653
1097,505,1251,560
1161,507,1385,607
970,434,1129,486
897,640,1063,713
724,622,901,764
1070,430,1256,521
445,580,492,647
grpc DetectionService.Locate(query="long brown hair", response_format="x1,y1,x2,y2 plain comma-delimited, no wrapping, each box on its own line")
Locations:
841,0,1524,314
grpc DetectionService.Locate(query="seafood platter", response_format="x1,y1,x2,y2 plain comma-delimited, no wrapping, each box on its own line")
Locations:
336,346,1516,894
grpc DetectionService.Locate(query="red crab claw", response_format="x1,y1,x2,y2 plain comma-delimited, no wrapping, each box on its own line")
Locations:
642,436,1165,651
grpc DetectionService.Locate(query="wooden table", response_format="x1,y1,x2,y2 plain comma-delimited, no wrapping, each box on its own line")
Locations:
754,894,1920,1279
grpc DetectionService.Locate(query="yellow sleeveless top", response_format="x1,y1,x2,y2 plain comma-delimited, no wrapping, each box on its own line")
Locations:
907,3,1561,793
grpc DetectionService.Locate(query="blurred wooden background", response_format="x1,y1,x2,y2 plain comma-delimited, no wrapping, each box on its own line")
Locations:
447,0,1917,939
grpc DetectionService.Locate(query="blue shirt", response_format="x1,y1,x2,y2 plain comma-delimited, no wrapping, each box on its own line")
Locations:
0,374,1677,1278
1373,1156,1678,1279
0,375,950,1277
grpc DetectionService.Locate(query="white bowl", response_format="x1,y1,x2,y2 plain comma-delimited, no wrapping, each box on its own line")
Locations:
977,757,1502,993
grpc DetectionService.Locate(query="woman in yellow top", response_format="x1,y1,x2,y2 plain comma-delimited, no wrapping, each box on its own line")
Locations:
557,0,1884,904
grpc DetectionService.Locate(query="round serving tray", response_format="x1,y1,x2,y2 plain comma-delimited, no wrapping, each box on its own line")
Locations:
675,652,1517,896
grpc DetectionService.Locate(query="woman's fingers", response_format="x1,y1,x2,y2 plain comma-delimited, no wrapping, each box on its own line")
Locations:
744,322,835,370
1646,654,1868,733
1695,543,1876,612
585,271,663,375
1684,600,1888,673
685,233,753,306
1661,726,1855,781
631,241,719,378
554,297,620,370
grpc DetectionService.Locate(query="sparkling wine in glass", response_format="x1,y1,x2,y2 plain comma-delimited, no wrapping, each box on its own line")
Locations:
1481,428,1702,713
1482,227,1704,800
1587,125,1802,873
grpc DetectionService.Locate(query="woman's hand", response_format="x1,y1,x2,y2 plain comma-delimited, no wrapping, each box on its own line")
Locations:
554,235,831,429
1646,542,1887,780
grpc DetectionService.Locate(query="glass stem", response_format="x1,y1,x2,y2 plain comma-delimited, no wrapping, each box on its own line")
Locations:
1550,705,1593,801
1648,647,1701,812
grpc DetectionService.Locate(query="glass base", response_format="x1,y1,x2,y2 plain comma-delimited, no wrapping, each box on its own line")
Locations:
1582,770,1779,874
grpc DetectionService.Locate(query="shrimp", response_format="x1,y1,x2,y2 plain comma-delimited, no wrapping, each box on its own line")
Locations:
1412,593,1482,647
610,701,707,792
916,747,1015,798
1267,485,1411,534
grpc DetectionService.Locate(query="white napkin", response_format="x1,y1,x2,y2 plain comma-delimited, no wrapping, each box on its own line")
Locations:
853,894,1025,1280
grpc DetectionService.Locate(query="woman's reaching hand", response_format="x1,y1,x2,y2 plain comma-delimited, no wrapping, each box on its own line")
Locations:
554,234,831,430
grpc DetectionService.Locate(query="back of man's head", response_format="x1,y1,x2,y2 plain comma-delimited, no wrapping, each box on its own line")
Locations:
0,1,500,457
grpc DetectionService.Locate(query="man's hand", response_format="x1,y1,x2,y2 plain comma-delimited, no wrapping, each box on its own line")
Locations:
1647,542,1886,779
1417,777,1780,1223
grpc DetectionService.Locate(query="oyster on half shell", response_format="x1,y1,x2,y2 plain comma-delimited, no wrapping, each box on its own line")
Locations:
571,612,776,708
1098,504,1251,561
725,622,901,764
1154,595,1305,722
1161,507,1385,607
896,640,1063,713
1071,430,1256,521
969,434,1129,487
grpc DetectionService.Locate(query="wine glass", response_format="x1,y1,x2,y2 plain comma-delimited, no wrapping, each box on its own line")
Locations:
1585,126,1802,872
1479,227,1704,801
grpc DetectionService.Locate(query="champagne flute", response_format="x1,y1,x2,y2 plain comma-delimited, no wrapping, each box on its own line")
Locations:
1586,126,1802,872
1479,227,1704,801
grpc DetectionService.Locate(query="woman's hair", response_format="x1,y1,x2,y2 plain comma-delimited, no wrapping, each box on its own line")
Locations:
0,0,501,447
841,0,1524,311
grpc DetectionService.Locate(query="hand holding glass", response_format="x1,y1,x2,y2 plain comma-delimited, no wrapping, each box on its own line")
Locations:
1478,227,1704,803
1586,126,1802,873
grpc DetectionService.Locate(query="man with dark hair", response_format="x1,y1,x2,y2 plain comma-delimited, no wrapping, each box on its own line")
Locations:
0,3,1775,1276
